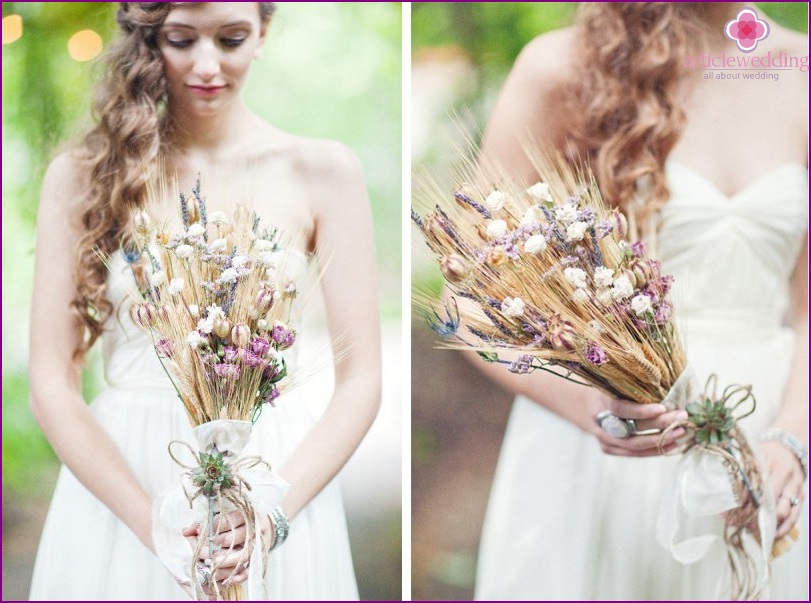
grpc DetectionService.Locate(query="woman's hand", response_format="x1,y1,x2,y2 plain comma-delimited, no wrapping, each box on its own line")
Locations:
593,397,688,457
182,510,274,591
760,441,806,539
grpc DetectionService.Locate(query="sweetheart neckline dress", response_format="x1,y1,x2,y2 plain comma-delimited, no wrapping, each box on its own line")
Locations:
474,162,809,601
29,249,360,601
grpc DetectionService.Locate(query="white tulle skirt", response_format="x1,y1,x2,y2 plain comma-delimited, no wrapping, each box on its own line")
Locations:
29,383,358,601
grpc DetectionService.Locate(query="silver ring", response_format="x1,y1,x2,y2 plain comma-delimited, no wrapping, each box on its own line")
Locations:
780,493,801,507
596,410,636,439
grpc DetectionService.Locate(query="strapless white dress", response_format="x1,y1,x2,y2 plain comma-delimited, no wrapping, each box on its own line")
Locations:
29,250,359,600
475,163,809,600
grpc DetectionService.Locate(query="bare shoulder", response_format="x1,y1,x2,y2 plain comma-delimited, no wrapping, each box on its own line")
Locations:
283,134,361,184
481,27,580,171
510,27,580,92
770,23,808,82
773,23,809,55
770,24,808,129
39,150,90,231
253,127,365,208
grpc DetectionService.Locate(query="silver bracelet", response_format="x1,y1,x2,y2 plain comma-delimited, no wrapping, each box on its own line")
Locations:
760,428,808,481
268,505,290,552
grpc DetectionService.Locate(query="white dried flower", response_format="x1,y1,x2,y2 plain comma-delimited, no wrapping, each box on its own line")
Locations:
188,304,200,318
564,267,588,289
218,267,241,284
596,288,613,306
554,203,578,224
526,182,553,202
253,239,275,252
519,205,546,228
501,296,525,317
631,294,653,316
197,305,225,334
594,266,615,288
257,251,277,268
485,190,507,211
186,330,207,349
187,223,206,237
487,219,508,239
566,221,589,241
175,244,194,259
210,238,228,252
150,270,166,287
168,278,185,295
257,318,269,330
611,275,634,301
208,211,228,224
524,234,547,254
231,255,250,268
573,288,589,304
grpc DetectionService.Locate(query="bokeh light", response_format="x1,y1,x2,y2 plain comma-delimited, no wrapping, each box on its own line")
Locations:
2,15,23,45
67,29,103,61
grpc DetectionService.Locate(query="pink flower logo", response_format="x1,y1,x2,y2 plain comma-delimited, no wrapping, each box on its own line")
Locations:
725,7,769,53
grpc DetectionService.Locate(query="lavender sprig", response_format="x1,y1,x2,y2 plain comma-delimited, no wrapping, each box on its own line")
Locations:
454,190,492,219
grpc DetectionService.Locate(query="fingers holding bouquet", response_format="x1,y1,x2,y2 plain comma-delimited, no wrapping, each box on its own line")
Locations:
593,397,688,457
183,511,255,591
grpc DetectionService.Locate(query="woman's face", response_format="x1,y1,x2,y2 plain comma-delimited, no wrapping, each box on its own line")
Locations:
158,3,267,118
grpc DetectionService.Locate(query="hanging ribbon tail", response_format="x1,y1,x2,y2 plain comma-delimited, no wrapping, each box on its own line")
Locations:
152,487,205,588
656,442,776,599
657,448,740,562
242,467,290,598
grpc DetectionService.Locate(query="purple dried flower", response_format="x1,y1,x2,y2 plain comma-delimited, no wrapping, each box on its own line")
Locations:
214,363,241,380
630,241,646,257
595,220,613,238
155,338,174,358
263,363,281,381
577,207,595,223
508,354,534,374
585,343,608,366
250,336,271,357
263,386,280,407
655,301,672,325
244,350,264,368
271,323,296,350
411,208,424,230
223,346,239,363
504,243,521,261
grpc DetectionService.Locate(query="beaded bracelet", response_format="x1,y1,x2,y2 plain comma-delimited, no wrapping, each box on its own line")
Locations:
760,428,809,481
268,505,290,552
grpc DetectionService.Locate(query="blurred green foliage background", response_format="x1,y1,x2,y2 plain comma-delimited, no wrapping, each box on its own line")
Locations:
2,2,401,600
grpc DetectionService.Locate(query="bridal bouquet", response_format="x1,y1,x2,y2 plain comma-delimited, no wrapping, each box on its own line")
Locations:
125,180,301,600
412,156,787,600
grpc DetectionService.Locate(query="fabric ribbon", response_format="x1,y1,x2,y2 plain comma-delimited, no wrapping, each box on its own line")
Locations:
152,419,289,600
654,368,775,600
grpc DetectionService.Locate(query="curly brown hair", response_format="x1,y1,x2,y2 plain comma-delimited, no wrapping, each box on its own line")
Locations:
567,3,708,231
71,2,276,360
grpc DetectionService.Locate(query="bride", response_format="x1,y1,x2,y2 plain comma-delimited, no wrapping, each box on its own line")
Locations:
468,3,807,600
29,3,381,599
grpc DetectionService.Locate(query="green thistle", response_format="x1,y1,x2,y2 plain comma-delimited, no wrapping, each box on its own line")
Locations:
191,449,234,497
